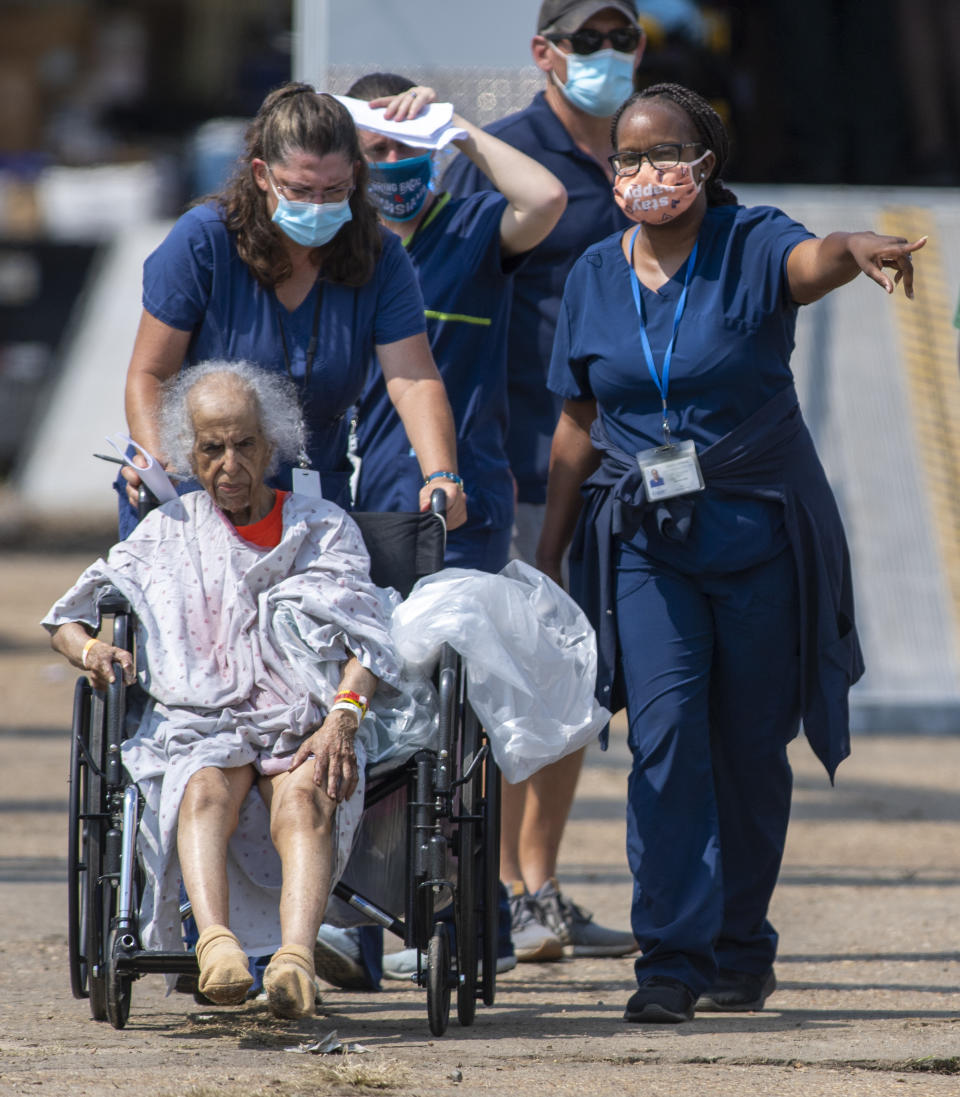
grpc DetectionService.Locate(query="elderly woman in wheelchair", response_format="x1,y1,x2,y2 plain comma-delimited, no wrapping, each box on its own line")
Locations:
44,361,402,1020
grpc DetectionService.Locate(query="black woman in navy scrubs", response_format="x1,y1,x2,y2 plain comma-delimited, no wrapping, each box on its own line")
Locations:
539,83,925,1023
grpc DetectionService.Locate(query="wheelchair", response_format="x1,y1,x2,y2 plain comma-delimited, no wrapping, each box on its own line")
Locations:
66,489,502,1036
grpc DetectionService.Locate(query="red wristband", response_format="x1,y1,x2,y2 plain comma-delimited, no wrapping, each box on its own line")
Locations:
334,689,368,714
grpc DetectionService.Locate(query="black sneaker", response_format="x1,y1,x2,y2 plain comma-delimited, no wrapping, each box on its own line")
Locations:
623,976,695,1023
696,968,776,1012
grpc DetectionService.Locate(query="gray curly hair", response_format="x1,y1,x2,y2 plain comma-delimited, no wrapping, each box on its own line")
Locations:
159,360,307,477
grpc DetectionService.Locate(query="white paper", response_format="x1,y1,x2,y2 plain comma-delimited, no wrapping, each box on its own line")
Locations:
105,431,179,504
334,95,468,150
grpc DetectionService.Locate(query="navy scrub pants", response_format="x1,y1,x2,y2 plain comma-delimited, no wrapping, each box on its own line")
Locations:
615,540,802,995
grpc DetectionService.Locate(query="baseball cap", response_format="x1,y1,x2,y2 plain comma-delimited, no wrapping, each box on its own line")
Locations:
537,0,639,35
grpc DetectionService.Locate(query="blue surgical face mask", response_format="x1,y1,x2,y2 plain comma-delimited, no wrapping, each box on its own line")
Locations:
269,179,353,247
366,154,433,222
549,43,635,118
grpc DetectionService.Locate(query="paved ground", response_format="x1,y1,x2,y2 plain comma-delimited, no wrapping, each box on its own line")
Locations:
0,546,957,1096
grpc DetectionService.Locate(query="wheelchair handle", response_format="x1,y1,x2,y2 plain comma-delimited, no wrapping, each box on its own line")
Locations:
429,487,448,518
137,484,159,520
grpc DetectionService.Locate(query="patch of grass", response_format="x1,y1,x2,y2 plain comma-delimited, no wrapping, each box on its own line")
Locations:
178,1006,314,1048
174,1055,411,1097
311,1054,412,1091
895,1056,960,1075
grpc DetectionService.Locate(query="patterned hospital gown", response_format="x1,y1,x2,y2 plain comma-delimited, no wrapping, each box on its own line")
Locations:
43,491,403,958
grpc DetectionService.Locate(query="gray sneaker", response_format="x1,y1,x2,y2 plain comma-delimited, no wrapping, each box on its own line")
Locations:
508,882,564,962
533,877,638,958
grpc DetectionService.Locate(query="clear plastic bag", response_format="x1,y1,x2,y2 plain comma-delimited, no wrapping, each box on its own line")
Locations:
390,561,611,783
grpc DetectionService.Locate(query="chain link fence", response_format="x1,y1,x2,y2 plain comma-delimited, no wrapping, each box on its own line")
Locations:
328,64,541,127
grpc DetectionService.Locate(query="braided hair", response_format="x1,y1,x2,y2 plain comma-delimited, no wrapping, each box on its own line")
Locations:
611,83,738,207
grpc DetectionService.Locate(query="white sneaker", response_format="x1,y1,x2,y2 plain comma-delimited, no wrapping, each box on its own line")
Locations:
382,947,518,981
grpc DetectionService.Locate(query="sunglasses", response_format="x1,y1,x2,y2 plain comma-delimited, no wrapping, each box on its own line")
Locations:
544,25,643,55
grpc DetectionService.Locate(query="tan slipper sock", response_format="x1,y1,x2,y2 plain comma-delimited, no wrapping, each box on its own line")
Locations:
263,944,317,1019
195,924,254,1005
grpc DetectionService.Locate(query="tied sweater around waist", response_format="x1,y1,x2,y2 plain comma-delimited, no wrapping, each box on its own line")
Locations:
570,383,864,779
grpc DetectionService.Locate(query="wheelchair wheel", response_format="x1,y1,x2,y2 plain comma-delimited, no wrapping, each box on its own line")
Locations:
84,690,110,1021
106,928,134,1029
426,922,451,1037
455,704,482,1027
68,679,91,1000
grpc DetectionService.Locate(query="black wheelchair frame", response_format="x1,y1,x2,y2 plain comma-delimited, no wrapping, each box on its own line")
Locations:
66,490,501,1035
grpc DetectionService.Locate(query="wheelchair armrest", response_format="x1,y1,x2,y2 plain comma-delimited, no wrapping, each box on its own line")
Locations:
95,586,132,619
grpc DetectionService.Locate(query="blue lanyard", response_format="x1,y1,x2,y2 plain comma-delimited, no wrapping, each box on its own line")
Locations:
628,225,698,444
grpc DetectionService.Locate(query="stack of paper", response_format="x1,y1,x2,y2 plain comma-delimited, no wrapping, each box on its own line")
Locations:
335,95,467,150
105,432,179,504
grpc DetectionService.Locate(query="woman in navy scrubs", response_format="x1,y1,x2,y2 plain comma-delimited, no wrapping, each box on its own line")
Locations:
118,82,465,535
538,83,925,1023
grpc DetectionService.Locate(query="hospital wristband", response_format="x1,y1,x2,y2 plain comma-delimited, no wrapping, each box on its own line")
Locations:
423,471,463,491
333,690,368,716
329,700,365,723
81,637,98,668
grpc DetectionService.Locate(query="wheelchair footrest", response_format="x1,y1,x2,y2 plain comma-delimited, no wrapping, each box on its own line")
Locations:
113,949,199,975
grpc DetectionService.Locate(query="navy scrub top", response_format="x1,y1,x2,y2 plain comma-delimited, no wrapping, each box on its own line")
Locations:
142,203,427,501
549,203,815,573
444,92,631,503
354,191,515,534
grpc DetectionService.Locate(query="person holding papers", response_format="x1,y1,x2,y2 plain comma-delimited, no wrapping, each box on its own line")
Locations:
339,77,566,571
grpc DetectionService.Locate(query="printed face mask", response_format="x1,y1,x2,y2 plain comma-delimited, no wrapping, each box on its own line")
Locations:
613,151,711,225
367,153,433,222
550,44,635,118
269,179,353,247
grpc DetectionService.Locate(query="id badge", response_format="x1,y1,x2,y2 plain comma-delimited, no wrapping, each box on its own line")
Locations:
636,439,705,502
292,467,323,498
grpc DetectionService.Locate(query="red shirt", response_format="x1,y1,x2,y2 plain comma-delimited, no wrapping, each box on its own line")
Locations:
235,490,288,549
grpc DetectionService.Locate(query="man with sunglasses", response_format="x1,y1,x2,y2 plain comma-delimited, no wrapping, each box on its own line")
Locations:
443,0,644,964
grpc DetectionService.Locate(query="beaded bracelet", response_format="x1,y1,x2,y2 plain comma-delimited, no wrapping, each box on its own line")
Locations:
81,637,98,668
423,470,464,490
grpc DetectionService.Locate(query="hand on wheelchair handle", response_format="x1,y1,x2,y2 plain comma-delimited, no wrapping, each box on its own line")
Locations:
290,711,360,803
83,640,136,691
120,453,148,508
418,479,467,529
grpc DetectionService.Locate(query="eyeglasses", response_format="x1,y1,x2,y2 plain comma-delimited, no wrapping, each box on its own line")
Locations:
267,165,354,205
544,25,643,55
608,143,703,176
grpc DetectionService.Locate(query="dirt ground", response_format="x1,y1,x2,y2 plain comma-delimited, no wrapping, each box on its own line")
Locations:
1,545,958,1096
